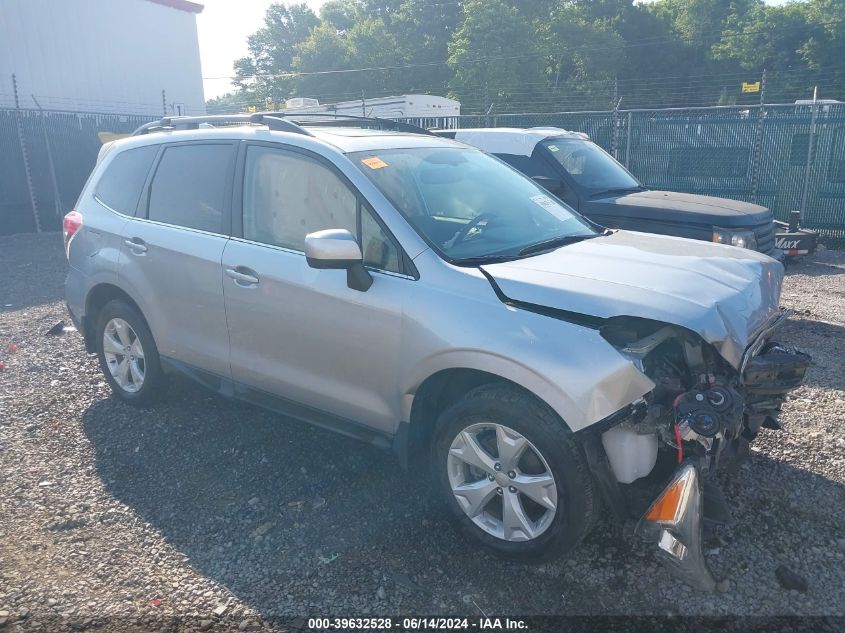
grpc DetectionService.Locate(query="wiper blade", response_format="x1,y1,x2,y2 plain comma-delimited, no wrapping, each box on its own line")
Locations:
590,186,645,198
453,254,524,266
518,234,597,256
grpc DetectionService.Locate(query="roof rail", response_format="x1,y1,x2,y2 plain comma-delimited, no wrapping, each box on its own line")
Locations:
131,113,313,136
131,112,433,137
279,113,434,136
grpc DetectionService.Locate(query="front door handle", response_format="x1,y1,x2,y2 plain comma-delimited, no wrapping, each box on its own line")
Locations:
225,266,259,287
124,238,147,254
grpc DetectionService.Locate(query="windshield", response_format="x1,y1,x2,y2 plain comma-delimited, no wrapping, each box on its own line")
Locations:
349,147,596,262
542,138,641,195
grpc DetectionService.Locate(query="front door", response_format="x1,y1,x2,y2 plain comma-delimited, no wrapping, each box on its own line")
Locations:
222,144,409,434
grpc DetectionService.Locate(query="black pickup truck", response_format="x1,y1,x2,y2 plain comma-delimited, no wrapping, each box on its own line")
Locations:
437,128,818,260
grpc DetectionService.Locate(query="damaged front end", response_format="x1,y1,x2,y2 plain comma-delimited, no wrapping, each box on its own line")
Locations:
595,310,810,590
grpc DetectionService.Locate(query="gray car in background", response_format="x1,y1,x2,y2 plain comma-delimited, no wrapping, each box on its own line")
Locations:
64,113,809,591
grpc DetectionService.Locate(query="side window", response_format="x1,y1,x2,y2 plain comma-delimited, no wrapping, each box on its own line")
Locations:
361,204,400,273
498,152,558,179
95,145,158,215
243,146,357,251
147,144,232,233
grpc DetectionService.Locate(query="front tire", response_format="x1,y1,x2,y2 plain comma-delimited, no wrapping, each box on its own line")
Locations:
432,383,597,562
96,299,165,406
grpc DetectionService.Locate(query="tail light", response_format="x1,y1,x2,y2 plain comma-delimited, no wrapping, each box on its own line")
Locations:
63,210,83,257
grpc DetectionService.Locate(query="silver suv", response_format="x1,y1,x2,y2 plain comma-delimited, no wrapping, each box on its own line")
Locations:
64,113,809,590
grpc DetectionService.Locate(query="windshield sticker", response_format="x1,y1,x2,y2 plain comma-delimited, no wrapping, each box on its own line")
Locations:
530,194,570,220
362,157,388,170
547,144,560,152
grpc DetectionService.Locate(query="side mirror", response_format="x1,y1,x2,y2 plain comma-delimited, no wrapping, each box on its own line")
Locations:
532,175,565,195
304,229,373,292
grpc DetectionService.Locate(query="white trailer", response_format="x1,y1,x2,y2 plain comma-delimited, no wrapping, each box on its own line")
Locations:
285,94,460,119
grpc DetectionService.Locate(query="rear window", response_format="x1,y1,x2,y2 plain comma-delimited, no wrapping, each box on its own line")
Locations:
94,145,158,215
147,144,232,233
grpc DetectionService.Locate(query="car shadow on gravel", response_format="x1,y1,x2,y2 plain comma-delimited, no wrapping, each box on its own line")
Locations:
80,376,845,617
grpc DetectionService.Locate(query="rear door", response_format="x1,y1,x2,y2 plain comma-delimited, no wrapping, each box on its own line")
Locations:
221,143,409,434
72,144,159,291
119,141,236,377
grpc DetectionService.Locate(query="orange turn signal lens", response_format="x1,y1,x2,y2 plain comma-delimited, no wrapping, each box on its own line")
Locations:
645,469,695,525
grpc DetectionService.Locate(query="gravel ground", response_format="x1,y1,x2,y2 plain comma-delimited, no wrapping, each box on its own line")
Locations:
1,232,843,631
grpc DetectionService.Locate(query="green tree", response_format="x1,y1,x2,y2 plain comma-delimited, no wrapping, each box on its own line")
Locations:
232,3,320,101
292,22,353,100
448,0,547,113
320,0,362,32
389,0,463,92
211,0,845,115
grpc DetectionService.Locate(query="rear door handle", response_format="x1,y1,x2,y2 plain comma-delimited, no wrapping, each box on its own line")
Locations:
124,238,147,254
225,266,259,286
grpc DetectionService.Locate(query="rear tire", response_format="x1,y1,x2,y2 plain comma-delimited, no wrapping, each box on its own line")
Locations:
431,382,597,562
95,299,165,406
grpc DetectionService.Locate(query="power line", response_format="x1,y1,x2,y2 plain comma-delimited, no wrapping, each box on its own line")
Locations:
204,20,843,82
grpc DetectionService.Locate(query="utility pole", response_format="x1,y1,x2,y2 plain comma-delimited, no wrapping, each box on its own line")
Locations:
361,90,366,116
799,86,819,222
483,81,490,126
750,68,767,202
612,77,620,159
161,89,167,117
32,95,63,218
12,74,41,233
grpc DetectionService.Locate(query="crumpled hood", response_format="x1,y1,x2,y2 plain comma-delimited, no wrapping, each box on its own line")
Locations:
481,230,784,368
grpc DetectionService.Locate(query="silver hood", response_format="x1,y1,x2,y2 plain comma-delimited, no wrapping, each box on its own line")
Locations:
481,231,784,368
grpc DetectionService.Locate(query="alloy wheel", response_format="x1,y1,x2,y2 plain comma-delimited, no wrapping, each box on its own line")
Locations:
102,318,145,393
447,422,558,541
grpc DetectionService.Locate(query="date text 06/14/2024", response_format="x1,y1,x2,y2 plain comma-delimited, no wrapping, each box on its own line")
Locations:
306,617,528,630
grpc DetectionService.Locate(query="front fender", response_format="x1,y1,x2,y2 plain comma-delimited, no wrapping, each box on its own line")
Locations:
401,306,655,432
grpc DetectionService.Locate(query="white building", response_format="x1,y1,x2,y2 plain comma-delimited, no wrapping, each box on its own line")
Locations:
0,0,205,115
285,95,461,119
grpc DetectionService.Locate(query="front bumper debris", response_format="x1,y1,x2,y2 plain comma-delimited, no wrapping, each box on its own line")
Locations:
634,340,810,590
635,463,715,592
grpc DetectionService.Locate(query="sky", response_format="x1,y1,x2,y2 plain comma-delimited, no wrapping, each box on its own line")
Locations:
196,0,791,101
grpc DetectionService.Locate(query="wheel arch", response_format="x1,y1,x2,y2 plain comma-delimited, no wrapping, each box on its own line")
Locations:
398,362,579,468
82,283,146,353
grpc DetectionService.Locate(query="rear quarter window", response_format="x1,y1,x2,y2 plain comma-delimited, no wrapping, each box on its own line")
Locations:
147,144,233,234
94,145,158,215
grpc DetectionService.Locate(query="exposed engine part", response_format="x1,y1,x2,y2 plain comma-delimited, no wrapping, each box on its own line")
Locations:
675,390,721,438
674,385,744,440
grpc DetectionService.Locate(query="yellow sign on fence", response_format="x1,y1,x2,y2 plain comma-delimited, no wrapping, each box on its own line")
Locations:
742,81,761,93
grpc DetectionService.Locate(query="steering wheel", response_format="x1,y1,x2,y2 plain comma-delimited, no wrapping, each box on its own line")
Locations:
453,213,495,245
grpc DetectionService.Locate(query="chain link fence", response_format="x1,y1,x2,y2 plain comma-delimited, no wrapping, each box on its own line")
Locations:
2,103,845,246
403,103,845,246
0,108,151,235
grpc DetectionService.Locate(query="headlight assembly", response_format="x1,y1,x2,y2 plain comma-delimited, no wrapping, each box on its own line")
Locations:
712,227,757,250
